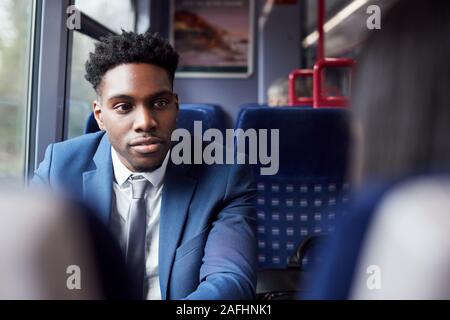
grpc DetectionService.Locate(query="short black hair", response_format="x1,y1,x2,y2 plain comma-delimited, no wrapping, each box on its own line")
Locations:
85,30,179,93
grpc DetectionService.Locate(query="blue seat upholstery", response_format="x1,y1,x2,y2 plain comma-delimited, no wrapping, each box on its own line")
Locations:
235,106,351,270
84,112,100,134
84,104,226,135
241,103,313,109
176,104,226,134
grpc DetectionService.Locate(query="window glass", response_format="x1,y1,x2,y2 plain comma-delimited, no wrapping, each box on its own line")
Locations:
0,0,33,180
67,0,136,138
75,0,135,33
67,31,97,139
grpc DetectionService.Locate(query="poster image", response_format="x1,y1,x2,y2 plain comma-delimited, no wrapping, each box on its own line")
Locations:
171,0,254,78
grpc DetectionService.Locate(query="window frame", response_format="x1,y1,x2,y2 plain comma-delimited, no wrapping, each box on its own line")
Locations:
28,0,72,178
64,2,140,141
23,0,43,181
29,0,139,177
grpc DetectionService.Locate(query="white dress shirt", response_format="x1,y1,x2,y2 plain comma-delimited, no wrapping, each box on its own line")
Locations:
110,147,170,300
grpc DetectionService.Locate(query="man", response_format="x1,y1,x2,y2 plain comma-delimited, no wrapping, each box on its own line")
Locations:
33,31,256,300
267,77,289,107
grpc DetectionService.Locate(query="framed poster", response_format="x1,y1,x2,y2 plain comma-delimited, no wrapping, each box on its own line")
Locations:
170,0,254,78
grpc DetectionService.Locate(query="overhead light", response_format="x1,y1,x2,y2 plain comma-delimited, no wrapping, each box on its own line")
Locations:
303,0,370,47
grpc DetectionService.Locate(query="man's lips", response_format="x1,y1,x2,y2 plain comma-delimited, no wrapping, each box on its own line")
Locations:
129,137,164,154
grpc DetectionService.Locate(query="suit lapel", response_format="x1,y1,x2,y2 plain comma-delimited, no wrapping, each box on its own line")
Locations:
81,134,197,299
159,161,197,300
82,133,113,226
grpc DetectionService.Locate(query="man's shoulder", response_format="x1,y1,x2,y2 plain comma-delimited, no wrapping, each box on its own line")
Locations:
33,132,108,186
52,131,106,156
47,132,108,172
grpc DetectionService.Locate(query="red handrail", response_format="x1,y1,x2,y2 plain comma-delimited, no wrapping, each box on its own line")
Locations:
288,69,314,106
313,58,355,108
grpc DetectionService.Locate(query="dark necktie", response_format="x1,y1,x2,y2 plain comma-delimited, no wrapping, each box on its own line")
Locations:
126,175,149,299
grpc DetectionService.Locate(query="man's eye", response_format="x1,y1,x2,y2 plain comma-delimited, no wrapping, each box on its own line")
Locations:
115,103,132,113
153,99,169,109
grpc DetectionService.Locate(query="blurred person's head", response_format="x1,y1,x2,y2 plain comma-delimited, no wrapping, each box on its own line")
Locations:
0,189,133,299
85,31,179,172
352,0,450,184
267,77,289,106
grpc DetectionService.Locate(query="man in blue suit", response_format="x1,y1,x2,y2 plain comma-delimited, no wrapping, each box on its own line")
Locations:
33,31,256,300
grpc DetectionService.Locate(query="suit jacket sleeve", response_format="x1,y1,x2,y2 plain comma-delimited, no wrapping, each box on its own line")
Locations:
31,143,54,185
184,162,257,300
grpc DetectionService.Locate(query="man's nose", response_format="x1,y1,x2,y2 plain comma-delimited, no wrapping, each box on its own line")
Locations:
133,106,157,132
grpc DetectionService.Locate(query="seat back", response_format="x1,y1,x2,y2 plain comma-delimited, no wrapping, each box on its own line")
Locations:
84,112,100,134
235,106,351,269
176,104,226,134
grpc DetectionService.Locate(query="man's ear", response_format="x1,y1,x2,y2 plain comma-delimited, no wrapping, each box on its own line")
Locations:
174,93,179,110
93,101,106,131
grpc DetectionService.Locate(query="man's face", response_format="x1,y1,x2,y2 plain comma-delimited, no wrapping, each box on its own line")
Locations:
93,63,178,172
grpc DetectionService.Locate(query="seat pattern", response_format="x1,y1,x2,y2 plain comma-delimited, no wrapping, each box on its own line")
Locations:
255,178,349,268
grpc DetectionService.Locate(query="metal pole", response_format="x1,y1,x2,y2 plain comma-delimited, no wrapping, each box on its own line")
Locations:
317,0,325,60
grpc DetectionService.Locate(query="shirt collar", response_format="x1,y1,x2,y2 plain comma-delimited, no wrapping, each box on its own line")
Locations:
111,147,170,188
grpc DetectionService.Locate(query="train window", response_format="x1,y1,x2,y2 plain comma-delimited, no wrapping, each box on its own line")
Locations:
66,0,136,138
67,32,96,139
0,0,34,180
75,0,135,33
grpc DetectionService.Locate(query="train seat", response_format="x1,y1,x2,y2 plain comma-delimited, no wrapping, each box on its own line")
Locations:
235,106,351,298
175,103,226,134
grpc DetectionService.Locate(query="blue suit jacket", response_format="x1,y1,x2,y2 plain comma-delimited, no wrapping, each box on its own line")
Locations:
33,132,257,300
